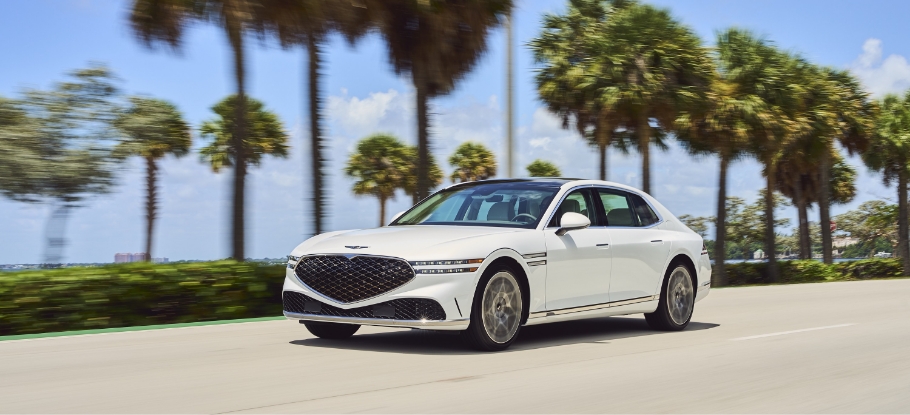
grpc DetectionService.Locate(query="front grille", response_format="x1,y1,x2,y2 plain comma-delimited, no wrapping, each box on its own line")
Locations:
293,255,414,303
283,291,446,321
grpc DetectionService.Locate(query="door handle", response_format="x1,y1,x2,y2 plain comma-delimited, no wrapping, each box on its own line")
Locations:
596,243,610,247
650,240,663,243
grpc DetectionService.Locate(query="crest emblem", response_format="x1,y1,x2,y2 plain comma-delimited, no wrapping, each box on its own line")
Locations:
345,245,369,249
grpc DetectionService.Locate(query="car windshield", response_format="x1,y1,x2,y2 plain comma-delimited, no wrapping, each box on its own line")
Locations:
391,182,561,228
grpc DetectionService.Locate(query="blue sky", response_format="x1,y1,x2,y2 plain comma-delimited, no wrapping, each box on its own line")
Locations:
2,0,910,263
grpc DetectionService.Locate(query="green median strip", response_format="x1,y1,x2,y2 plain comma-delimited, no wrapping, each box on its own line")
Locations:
0,316,287,342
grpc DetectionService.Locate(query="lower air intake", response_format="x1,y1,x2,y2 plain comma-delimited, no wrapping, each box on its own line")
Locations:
283,291,446,321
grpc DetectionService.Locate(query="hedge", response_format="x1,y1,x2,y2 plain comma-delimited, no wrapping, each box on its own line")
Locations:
719,258,905,286
2,259,906,337
0,261,285,336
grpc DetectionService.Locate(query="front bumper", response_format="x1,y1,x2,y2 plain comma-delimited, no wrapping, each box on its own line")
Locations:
284,311,470,330
282,265,477,331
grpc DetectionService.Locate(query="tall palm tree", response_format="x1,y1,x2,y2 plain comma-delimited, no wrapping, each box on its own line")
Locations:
345,134,412,226
259,1,371,236
675,78,754,286
113,97,192,261
590,1,713,194
530,0,623,181
370,0,512,200
199,95,289,251
863,93,910,275
810,69,874,264
716,28,804,282
449,141,497,183
130,0,271,260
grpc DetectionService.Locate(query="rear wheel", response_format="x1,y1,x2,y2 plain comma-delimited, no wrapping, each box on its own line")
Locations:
645,264,694,331
303,321,360,339
461,267,523,351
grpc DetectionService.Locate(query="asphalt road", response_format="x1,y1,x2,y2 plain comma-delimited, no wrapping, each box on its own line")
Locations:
2,279,910,413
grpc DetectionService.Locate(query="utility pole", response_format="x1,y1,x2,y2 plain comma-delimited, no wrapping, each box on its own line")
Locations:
505,10,514,178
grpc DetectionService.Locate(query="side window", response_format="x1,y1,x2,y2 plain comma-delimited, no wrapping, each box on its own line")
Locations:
597,190,637,227
548,190,596,227
630,194,660,226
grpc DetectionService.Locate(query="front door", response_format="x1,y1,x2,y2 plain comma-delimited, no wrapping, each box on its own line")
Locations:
544,189,612,310
596,189,672,302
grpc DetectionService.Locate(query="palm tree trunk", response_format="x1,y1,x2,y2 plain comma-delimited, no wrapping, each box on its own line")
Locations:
228,27,247,261
639,117,651,194
899,170,910,275
714,154,729,286
379,195,387,227
764,158,779,282
415,73,430,202
144,156,157,262
596,118,610,181
818,149,833,264
307,37,325,236
795,175,810,260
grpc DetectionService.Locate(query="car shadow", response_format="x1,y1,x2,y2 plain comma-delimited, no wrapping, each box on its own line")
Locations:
288,317,719,355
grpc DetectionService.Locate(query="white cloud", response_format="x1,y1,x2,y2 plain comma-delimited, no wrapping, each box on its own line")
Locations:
850,38,910,97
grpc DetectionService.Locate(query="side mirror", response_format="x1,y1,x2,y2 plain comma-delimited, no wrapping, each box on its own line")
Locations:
556,212,590,236
390,211,405,222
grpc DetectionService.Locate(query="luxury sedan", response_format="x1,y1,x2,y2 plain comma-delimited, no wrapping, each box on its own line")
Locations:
283,179,711,351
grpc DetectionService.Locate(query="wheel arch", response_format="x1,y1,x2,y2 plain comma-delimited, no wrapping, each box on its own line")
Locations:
666,253,698,294
483,252,532,326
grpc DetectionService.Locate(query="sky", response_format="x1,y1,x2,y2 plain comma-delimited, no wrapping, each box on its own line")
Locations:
2,0,910,264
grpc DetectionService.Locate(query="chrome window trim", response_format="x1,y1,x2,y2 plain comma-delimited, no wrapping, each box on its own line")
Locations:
587,185,665,229
291,253,417,306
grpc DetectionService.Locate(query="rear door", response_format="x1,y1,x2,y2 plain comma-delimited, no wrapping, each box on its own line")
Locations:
595,189,672,302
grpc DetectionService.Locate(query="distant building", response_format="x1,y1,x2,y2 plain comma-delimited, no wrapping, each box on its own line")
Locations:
753,249,765,260
151,257,169,264
115,253,150,263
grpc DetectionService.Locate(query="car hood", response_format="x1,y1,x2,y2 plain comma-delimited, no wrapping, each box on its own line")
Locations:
294,225,528,260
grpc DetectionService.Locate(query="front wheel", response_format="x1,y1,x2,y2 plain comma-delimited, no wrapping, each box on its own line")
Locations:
645,264,694,331
303,321,360,339
461,267,524,351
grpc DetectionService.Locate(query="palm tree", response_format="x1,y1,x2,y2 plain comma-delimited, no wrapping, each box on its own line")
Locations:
129,0,271,260
530,0,622,181
716,29,804,282
863,93,910,275
259,1,371,236
199,95,289,243
590,1,713,194
370,0,512,200
526,159,562,177
449,142,497,183
345,134,412,226
810,69,875,264
402,145,444,205
776,150,856,259
675,78,754,286
113,97,191,261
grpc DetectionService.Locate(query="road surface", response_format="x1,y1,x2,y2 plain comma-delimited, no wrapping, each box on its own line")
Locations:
2,279,910,413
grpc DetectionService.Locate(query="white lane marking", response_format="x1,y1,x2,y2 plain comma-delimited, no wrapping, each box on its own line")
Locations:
732,323,856,341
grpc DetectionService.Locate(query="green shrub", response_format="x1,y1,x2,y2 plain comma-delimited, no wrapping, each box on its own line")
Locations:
0,261,285,336
717,258,906,287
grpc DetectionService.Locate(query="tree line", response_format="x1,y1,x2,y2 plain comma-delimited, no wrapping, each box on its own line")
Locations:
0,65,288,263
529,0,910,284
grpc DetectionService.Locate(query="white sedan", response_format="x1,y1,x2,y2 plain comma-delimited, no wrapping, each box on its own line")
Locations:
283,179,711,351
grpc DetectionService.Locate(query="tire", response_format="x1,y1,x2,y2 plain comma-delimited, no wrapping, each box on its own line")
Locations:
645,263,695,331
303,321,360,339
461,266,524,351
